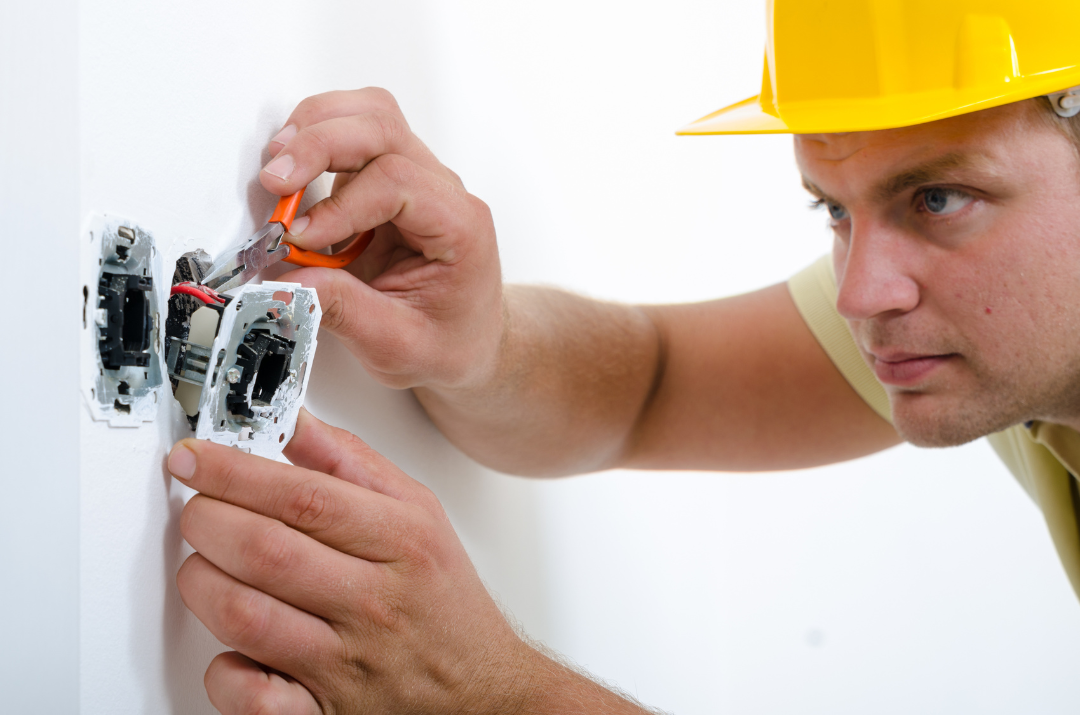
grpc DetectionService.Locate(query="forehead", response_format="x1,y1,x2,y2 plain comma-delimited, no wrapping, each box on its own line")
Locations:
793,101,1043,197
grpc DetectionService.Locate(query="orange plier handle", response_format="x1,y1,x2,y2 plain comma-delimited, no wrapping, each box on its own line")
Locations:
270,188,375,269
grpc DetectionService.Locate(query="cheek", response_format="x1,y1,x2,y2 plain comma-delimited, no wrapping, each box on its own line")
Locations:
932,233,1080,372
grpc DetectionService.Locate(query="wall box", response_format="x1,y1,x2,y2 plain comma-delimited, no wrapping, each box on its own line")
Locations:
81,214,165,426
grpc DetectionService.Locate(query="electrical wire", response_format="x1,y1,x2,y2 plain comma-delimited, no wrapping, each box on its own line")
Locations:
170,283,225,305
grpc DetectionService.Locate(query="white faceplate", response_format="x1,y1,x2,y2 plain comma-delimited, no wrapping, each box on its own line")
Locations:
80,213,165,427
192,282,321,457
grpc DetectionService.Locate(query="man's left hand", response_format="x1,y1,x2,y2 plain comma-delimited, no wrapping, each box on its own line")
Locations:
167,409,536,714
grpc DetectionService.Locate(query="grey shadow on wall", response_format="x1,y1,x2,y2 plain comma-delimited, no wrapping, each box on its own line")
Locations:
135,107,341,714
145,108,304,712
240,104,289,242
123,410,225,713
132,102,555,711
238,102,327,243
243,121,557,639
301,332,556,642
157,444,226,714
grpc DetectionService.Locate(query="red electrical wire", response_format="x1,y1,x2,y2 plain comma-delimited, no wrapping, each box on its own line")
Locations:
170,283,224,305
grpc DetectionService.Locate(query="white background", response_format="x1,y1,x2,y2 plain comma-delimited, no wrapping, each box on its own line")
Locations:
5,0,1080,713
430,3,1080,712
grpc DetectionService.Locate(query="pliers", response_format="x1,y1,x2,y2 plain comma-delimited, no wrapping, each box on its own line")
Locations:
201,188,374,294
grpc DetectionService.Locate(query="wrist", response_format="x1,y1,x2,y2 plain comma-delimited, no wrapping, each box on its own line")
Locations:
488,643,649,715
422,290,515,399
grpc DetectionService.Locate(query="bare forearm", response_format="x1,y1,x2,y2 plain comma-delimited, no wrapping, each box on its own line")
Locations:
508,648,651,714
414,285,659,477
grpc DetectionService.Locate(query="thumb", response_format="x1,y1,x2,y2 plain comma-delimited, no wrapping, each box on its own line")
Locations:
276,266,425,387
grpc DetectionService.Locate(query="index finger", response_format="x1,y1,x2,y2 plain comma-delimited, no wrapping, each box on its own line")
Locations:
167,439,425,562
271,88,407,154
267,88,461,190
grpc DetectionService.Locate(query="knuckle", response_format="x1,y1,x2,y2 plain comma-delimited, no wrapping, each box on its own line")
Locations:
241,523,296,581
468,193,493,223
294,93,326,117
414,485,445,518
292,91,339,125
219,587,270,648
370,152,414,186
178,496,199,540
241,687,284,715
203,655,225,694
368,110,408,147
316,274,369,348
214,454,248,503
324,189,353,224
399,512,442,565
281,480,336,531
316,275,348,332
362,86,402,114
444,166,465,188
306,196,358,244
175,552,201,595
323,430,374,477
297,123,334,163
360,580,408,633
241,693,279,715
338,428,373,459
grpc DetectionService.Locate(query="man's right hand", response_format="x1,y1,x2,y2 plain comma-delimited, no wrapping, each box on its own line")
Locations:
259,88,898,479
260,88,504,394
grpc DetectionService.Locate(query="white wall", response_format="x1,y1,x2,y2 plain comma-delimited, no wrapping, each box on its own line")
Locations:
75,1,551,713
0,1,80,713
435,3,1080,712
4,0,1078,713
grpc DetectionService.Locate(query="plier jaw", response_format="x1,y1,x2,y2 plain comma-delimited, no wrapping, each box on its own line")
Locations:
202,222,290,294
199,187,376,295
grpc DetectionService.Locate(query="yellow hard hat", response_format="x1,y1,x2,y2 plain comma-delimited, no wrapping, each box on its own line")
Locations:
678,0,1080,136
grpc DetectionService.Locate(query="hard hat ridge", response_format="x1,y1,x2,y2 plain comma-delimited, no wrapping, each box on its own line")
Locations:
679,0,1080,136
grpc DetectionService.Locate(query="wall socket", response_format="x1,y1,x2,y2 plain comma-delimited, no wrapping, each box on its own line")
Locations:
81,214,321,457
81,214,165,426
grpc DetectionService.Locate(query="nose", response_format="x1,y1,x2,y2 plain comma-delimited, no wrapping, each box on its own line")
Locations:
834,221,921,321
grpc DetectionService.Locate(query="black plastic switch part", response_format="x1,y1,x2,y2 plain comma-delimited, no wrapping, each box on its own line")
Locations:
226,330,295,419
98,272,153,370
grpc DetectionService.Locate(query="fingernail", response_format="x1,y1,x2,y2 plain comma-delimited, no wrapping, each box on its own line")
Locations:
168,443,197,481
269,124,297,148
289,215,310,236
263,153,294,181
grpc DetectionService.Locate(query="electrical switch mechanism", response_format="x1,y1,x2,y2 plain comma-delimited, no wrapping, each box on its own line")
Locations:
82,185,336,454
81,214,164,426
165,252,320,457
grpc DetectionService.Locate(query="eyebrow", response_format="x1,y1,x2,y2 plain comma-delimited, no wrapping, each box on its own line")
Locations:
801,176,832,203
801,151,988,206
871,152,973,202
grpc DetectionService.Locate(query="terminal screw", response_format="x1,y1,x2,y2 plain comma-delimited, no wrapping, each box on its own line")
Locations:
225,366,242,384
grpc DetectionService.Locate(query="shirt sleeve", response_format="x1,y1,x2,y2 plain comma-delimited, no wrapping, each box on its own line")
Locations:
787,255,892,424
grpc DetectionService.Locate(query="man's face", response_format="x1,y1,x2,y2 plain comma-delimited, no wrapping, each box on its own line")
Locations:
795,101,1080,446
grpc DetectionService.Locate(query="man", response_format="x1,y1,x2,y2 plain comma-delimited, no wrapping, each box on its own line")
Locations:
167,1,1080,713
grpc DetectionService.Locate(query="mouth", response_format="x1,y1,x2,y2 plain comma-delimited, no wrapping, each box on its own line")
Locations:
870,351,959,387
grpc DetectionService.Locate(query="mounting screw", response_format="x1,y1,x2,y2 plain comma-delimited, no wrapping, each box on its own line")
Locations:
225,367,242,384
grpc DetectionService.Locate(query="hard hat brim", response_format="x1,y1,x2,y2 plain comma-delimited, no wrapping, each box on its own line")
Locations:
678,71,1080,136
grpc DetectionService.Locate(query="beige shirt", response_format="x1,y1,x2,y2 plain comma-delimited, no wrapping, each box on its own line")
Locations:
789,255,1080,601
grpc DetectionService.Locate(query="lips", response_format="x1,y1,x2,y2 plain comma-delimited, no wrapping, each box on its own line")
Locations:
870,351,957,386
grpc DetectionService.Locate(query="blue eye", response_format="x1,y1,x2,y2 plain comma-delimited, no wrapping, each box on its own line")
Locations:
922,187,973,215
826,202,848,221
